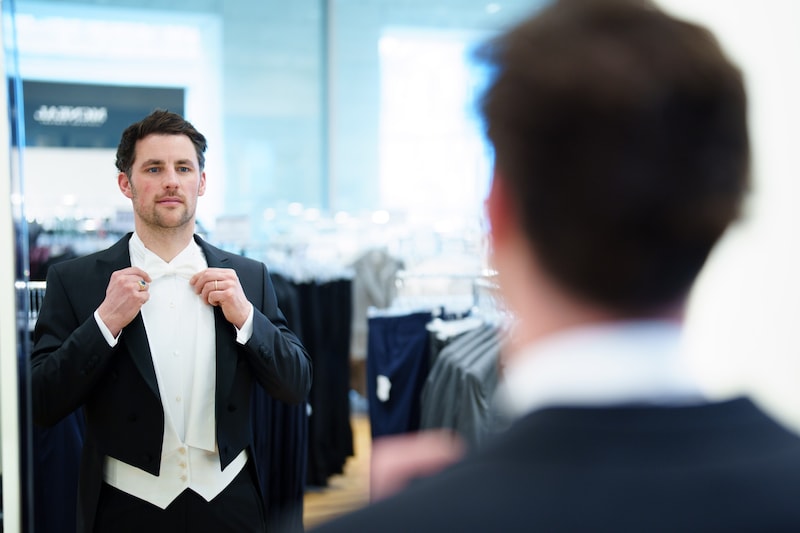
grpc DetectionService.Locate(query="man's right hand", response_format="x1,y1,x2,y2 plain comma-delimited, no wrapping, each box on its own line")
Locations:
370,429,465,501
96,267,152,337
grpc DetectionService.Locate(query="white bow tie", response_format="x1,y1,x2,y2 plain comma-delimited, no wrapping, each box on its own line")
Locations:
129,234,206,281
144,258,202,280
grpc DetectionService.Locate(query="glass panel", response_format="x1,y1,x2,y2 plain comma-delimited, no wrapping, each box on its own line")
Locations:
2,0,34,530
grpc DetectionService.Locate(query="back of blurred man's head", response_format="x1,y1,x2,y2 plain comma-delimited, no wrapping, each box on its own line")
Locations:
480,0,749,315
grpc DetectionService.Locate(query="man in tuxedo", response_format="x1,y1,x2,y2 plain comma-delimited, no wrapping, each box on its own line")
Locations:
31,109,312,533
313,0,800,531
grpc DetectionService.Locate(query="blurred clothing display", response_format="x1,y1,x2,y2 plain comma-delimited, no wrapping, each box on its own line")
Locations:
349,248,404,363
366,311,432,439
420,322,500,449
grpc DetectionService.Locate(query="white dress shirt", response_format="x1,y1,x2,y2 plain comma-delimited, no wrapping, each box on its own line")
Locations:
94,233,253,508
494,320,708,421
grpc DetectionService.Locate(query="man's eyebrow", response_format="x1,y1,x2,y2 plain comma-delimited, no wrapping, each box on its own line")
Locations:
138,158,196,167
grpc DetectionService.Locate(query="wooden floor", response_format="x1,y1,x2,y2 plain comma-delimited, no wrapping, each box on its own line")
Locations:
303,414,372,529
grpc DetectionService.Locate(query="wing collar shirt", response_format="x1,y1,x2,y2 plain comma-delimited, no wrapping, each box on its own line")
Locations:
93,233,252,508
494,320,708,422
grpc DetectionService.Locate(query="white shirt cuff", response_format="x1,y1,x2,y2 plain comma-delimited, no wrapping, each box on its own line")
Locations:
94,310,121,347
235,304,254,344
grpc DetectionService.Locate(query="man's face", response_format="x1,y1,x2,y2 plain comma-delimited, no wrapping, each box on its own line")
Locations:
118,133,206,233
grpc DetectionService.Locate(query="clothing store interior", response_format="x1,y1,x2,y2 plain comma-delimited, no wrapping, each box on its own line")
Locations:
0,0,799,531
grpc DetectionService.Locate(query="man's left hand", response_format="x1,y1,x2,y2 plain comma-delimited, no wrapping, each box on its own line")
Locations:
190,268,252,329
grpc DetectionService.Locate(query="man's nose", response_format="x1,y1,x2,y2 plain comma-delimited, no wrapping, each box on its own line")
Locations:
162,169,180,187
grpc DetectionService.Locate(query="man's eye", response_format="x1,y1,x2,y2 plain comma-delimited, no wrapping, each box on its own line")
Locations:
178,167,191,172
146,167,160,173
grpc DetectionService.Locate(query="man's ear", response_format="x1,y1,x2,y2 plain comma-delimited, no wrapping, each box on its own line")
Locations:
198,171,207,197
486,170,514,247
118,172,133,199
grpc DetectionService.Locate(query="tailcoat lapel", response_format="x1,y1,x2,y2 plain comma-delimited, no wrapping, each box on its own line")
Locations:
195,236,238,403
90,234,239,403
94,233,160,397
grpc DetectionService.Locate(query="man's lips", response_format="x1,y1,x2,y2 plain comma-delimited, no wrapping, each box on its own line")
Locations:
157,197,183,206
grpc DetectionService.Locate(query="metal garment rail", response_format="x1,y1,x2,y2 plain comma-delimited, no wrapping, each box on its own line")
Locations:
15,280,46,332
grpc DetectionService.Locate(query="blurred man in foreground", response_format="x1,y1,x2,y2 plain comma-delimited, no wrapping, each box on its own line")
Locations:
313,0,800,530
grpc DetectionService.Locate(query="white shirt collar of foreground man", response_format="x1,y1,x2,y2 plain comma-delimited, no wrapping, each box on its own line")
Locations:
495,320,708,421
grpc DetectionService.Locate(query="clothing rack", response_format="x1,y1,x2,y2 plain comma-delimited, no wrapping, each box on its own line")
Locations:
389,268,501,317
366,268,507,443
16,280,46,332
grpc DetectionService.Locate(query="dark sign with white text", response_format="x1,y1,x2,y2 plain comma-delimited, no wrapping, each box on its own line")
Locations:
15,80,184,148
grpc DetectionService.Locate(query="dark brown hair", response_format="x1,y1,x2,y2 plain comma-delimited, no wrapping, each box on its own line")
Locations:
115,109,207,177
479,0,750,312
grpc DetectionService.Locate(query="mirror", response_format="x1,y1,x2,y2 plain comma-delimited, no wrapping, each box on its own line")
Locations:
3,2,535,529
